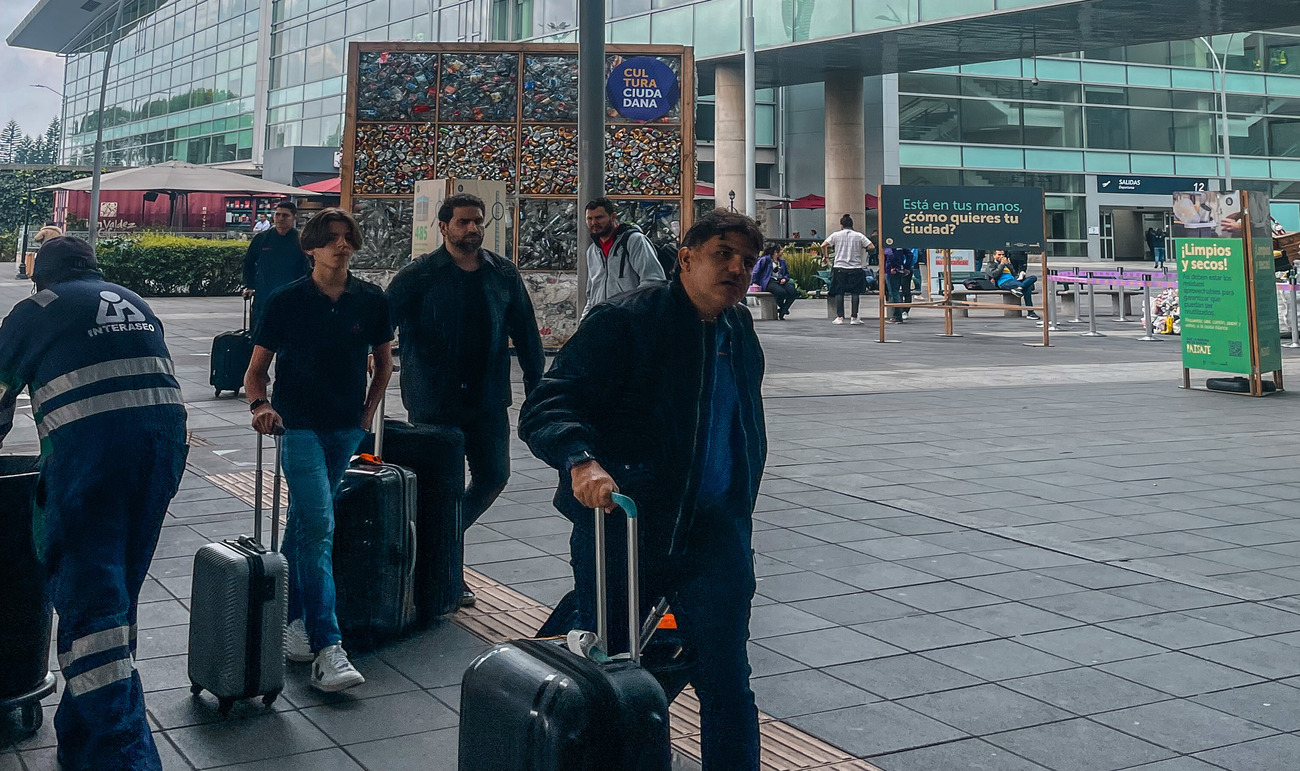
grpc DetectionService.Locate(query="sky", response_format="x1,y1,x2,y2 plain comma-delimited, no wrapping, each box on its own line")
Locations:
0,3,65,139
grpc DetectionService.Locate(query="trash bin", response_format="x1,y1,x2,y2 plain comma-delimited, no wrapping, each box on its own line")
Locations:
0,455,56,742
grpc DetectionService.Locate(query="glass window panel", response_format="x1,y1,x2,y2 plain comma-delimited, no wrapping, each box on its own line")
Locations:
1129,153,1176,175
1024,148,1084,172
650,6,691,44
1128,109,1174,152
1269,97,1300,116
391,0,415,19
1171,68,1214,91
695,102,713,141
609,15,650,43
1173,112,1215,154
921,0,992,21
962,146,1023,169
805,0,851,39
961,77,1022,101
1081,62,1126,84
1268,44,1300,75
898,95,960,143
1125,42,1171,66
757,104,775,146
1171,90,1214,111
610,0,651,16
1175,155,1218,176
1228,94,1267,114
693,0,739,56
1234,117,1267,156
899,143,961,167
1035,58,1080,82
1023,103,1082,148
1128,87,1172,109
753,0,791,46
1085,106,1128,149
1085,86,1126,105
306,19,326,47
1083,151,1129,173
898,72,959,95
1126,65,1171,88
1023,80,1081,103
962,59,1021,78
960,99,1022,145
901,167,961,186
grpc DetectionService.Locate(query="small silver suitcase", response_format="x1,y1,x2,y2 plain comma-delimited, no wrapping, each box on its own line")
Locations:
188,433,288,715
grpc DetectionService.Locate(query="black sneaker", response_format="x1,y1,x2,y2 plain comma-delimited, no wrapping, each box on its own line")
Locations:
1026,311,1041,320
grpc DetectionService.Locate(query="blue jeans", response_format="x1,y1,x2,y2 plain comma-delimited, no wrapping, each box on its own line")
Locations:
281,427,365,652
570,510,760,770
41,428,187,771
999,274,1037,307
1153,245,1166,266
887,273,912,320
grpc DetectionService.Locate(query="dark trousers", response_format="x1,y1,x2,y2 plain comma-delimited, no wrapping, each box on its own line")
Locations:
834,293,860,319
764,280,797,316
458,407,511,531
570,512,760,770
42,433,187,771
887,273,912,320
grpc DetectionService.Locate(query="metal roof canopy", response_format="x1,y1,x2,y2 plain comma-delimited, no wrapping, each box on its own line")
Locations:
7,0,163,54
697,0,1300,94
41,161,316,196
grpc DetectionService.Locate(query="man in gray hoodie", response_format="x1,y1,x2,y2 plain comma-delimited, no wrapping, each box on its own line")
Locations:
582,197,667,316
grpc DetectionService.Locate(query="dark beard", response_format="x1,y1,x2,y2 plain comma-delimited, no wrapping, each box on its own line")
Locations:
449,234,483,253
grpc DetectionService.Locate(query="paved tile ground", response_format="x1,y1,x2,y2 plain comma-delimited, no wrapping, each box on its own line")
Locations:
5,277,1300,770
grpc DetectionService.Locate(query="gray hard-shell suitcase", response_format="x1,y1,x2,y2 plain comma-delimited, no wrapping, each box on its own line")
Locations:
333,398,419,649
187,433,288,716
458,493,671,771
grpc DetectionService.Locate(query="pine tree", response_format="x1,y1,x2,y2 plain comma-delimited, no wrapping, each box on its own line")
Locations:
0,120,21,164
41,118,61,164
14,135,35,165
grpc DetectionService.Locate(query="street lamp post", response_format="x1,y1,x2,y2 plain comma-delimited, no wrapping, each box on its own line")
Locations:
1198,35,1234,190
89,0,127,247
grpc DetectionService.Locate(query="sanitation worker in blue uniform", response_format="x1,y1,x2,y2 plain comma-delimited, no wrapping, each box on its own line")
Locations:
0,237,188,770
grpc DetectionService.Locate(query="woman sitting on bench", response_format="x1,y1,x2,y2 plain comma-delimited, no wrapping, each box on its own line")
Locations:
752,244,798,320
986,250,1040,320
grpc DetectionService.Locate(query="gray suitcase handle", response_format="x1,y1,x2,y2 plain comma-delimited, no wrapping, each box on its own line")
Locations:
593,492,641,664
254,433,283,552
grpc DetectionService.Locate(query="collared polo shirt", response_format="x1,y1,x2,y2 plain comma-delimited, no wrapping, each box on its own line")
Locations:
254,274,392,430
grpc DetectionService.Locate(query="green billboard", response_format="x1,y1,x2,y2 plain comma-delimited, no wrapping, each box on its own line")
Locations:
1174,238,1251,374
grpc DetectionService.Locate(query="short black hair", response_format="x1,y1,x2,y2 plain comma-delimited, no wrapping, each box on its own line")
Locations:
275,200,297,214
439,193,485,224
585,197,617,216
840,214,853,229
761,244,780,258
681,209,764,254
299,207,362,251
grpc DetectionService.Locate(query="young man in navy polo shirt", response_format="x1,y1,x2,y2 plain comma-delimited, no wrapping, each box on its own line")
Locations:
244,207,393,692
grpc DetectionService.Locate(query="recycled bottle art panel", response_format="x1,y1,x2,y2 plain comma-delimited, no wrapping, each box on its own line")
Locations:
523,272,579,350
439,53,519,122
356,52,440,121
614,200,683,248
522,55,579,123
351,197,414,273
605,55,682,124
353,123,436,195
437,125,517,192
605,126,682,197
517,198,578,271
520,126,578,195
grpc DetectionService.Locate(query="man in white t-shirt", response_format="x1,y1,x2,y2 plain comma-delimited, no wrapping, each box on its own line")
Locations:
821,214,873,325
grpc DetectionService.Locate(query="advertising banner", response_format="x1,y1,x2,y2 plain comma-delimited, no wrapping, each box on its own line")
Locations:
1173,237,1251,374
879,185,1044,251
1246,192,1283,373
606,56,680,122
412,179,511,258
928,248,974,293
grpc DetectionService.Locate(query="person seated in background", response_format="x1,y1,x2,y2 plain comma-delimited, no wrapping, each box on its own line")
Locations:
751,244,798,319
985,250,1040,320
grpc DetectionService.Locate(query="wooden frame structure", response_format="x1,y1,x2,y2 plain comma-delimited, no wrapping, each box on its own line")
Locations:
340,41,694,346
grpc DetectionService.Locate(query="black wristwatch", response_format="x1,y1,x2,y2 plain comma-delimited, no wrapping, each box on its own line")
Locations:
565,450,596,471
249,397,269,413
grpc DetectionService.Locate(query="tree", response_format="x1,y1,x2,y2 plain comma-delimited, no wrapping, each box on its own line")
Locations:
0,120,21,164
40,119,61,164
14,135,35,165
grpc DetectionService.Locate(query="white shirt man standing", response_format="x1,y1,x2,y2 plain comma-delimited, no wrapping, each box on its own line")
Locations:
821,214,873,325
582,197,667,316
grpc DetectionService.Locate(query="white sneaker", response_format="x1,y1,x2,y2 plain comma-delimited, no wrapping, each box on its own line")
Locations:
311,644,365,692
832,317,845,325
284,619,313,663
901,312,909,320
849,317,863,325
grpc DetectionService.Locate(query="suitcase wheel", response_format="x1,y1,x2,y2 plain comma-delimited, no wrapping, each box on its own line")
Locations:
190,682,203,696
217,698,234,717
261,689,280,709
18,702,42,735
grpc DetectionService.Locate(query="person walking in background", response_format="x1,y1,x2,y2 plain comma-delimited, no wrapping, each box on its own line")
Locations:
520,209,768,770
823,214,872,326
751,244,797,319
581,197,667,316
245,208,393,692
884,247,913,324
242,200,309,326
386,193,545,608
0,237,188,769
1153,228,1168,269
909,248,923,295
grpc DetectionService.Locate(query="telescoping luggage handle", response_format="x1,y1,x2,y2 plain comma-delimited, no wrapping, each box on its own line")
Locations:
242,296,251,334
254,432,283,552
593,492,642,665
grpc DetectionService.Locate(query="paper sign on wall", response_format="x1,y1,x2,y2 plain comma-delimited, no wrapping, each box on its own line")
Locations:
412,179,511,259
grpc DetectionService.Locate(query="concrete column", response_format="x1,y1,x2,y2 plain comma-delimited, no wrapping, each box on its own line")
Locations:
714,63,745,212
824,70,865,236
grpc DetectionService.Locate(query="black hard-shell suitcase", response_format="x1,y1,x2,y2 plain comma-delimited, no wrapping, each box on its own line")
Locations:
187,434,288,716
358,420,466,621
211,299,253,397
0,456,56,741
458,493,671,771
332,407,419,650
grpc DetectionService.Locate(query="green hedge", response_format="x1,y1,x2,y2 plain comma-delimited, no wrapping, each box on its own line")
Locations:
96,234,246,296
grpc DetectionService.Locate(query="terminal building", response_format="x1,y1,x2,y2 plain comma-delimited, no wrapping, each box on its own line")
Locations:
11,0,1300,260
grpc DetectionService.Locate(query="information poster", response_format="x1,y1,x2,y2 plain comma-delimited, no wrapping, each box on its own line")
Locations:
880,185,1044,251
1174,237,1251,374
1247,192,1283,373
928,249,974,293
412,179,510,258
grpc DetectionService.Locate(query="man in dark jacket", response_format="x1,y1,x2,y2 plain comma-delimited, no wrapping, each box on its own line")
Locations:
0,237,188,770
242,200,309,325
387,192,545,606
519,209,766,770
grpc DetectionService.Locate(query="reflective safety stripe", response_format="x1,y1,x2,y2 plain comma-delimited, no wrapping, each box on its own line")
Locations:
58,625,131,671
65,657,134,697
32,356,175,410
37,386,183,438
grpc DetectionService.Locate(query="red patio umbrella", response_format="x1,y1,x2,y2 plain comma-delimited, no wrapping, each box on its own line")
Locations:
301,177,341,194
783,193,878,210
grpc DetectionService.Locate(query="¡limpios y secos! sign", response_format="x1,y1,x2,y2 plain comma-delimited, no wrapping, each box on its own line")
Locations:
606,57,679,122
